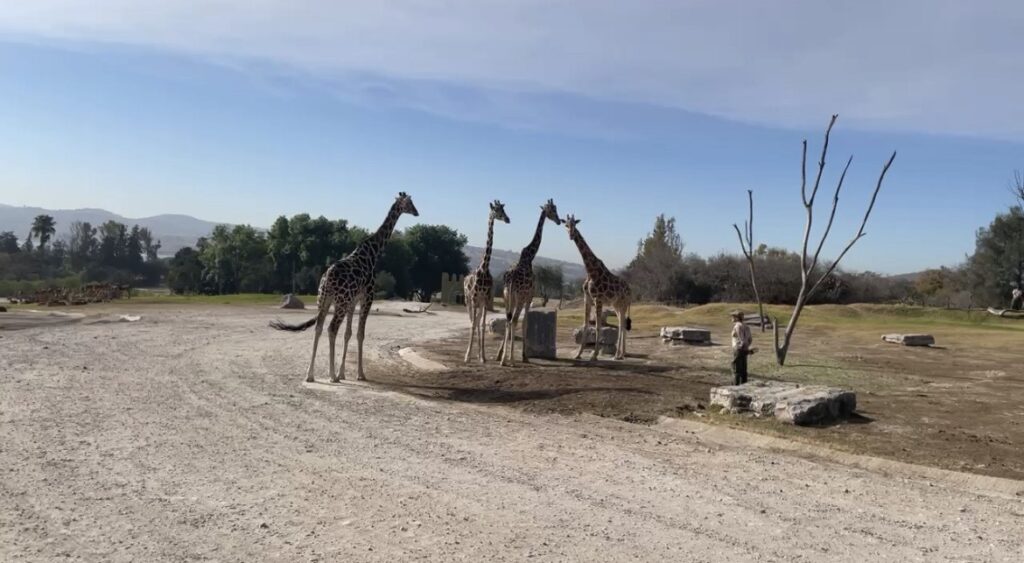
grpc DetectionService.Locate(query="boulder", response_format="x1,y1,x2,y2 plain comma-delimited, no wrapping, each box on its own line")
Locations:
661,326,712,345
881,333,935,346
0,306,6,313
710,381,856,426
524,309,558,359
488,317,507,337
280,294,306,309
572,326,618,355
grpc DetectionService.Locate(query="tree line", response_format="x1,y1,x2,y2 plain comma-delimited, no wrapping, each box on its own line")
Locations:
0,216,163,296
622,205,1022,310
166,214,470,299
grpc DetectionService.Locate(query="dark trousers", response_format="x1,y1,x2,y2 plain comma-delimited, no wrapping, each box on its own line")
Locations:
732,349,749,385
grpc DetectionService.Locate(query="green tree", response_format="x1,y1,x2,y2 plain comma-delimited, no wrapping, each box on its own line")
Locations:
624,214,686,302
377,235,415,298
30,214,56,252
68,221,97,270
137,227,161,261
167,247,204,294
404,225,469,298
0,231,19,254
967,206,1024,306
534,264,564,306
126,225,145,271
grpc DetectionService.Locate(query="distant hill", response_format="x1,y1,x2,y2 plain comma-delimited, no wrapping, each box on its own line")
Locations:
0,204,224,256
463,245,587,281
0,204,586,277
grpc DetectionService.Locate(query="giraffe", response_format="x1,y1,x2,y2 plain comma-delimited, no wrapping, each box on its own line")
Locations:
496,199,561,366
270,192,419,382
463,200,511,363
563,214,632,360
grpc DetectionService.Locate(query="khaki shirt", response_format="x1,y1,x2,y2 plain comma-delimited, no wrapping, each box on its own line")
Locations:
731,322,752,351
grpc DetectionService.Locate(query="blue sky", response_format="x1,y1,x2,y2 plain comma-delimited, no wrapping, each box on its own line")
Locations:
1,1,1022,273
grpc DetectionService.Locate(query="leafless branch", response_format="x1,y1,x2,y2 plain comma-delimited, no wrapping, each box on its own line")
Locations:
809,155,854,273
808,150,897,297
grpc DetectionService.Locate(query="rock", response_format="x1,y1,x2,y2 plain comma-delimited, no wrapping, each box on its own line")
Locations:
280,294,305,309
524,309,558,360
488,317,506,337
572,326,618,355
710,381,856,426
881,333,935,346
660,326,711,345
0,306,6,313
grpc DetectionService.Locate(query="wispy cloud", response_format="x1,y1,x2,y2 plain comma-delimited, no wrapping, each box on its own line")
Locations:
2,1,1023,139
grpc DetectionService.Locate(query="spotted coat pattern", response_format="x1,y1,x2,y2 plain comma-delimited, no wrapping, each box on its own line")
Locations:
564,214,632,360
496,199,561,365
463,201,510,363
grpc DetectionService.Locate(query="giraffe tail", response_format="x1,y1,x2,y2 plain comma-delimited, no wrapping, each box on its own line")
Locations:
625,317,632,331
269,317,317,332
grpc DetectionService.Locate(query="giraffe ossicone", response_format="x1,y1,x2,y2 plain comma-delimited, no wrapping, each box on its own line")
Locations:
269,192,419,382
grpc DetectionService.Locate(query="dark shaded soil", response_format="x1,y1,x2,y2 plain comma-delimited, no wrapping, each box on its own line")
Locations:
369,326,1024,482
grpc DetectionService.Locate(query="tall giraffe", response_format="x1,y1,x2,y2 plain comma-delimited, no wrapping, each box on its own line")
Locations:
496,199,561,366
563,214,632,360
270,192,419,382
463,200,511,363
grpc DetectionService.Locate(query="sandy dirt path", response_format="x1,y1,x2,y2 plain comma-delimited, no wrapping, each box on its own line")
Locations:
1,303,1022,562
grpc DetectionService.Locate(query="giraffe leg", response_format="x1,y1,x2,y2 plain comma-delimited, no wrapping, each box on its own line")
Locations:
496,289,511,363
573,293,591,360
478,304,488,363
464,297,478,363
615,308,626,360
305,307,329,383
338,309,354,381
520,298,531,363
328,311,343,382
591,301,604,361
355,297,373,381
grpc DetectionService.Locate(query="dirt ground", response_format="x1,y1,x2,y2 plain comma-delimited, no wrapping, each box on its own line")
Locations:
390,303,1024,483
2,301,1023,561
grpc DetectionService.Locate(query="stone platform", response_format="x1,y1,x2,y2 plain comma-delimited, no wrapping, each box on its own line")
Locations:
881,333,935,346
487,309,558,359
661,326,711,345
710,381,857,426
573,326,618,355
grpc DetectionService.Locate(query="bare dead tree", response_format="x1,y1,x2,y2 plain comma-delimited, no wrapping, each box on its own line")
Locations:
769,115,897,366
733,190,766,331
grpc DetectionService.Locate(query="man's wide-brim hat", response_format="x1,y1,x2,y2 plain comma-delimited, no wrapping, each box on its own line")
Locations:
730,310,743,318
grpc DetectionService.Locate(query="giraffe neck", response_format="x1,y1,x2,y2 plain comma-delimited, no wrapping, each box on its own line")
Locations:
479,214,495,272
517,210,547,267
569,229,606,277
357,202,403,262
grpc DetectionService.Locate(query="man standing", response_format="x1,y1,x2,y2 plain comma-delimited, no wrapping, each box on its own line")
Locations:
730,310,753,385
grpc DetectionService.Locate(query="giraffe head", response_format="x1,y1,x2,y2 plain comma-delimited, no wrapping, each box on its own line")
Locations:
396,192,420,217
563,214,581,238
541,199,562,225
490,200,511,224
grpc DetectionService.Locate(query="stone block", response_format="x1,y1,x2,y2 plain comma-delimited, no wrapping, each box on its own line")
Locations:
660,326,712,344
488,312,558,359
525,309,557,360
710,381,856,426
881,333,935,346
572,326,618,354
488,317,507,337
280,294,305,309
